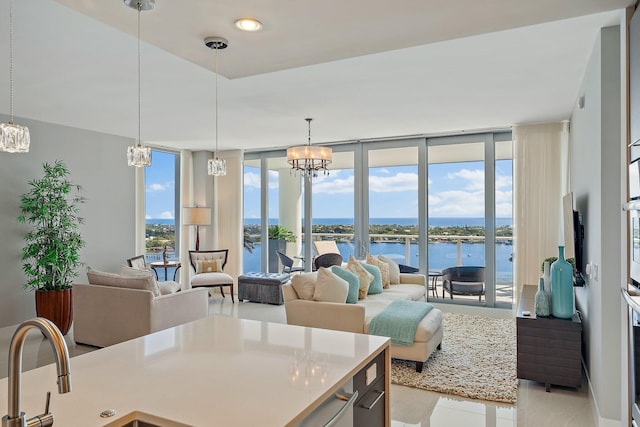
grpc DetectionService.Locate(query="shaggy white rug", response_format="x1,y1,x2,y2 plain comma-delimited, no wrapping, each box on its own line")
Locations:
391,312,518,404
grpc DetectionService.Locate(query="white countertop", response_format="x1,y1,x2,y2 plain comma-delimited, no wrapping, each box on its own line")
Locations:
0,315,389,426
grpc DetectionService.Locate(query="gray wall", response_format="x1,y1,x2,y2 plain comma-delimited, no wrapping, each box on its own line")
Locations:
0,115,136,327
570,26,623,423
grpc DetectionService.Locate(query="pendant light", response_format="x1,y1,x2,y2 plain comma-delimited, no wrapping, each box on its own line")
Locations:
287,118,332,178
125,0,154,167
205,37,228,176
0,0,30,153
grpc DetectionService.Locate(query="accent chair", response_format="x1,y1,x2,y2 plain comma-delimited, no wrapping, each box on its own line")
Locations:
188,249,235,302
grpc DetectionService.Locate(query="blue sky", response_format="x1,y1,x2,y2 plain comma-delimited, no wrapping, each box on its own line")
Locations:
144,150,513,220
145,151,176,219
243,160,513,219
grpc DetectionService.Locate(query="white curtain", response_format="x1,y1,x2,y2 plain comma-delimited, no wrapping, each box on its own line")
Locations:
513,122,570,308
179,150,194,288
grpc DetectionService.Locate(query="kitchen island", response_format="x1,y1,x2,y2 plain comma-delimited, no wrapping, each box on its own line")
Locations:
0,315,390,426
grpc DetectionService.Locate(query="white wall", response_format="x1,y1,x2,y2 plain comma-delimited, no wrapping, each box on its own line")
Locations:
570,26,623,424
0,115,136,327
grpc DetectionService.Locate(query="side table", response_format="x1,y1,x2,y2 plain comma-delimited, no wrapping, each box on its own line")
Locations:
516,284,582,391
150,261,181,281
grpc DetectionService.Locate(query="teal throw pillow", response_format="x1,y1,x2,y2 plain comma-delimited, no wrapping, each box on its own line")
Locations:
330,266,360,304
359,262,383,294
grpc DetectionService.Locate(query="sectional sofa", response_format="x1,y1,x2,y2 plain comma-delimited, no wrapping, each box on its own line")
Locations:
283,271,443,372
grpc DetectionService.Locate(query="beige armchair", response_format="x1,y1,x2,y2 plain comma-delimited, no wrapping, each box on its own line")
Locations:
73,270,209,347
189,250,235,302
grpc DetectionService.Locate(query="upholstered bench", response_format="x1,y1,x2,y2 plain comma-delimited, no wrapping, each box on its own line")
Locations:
238,272,290,305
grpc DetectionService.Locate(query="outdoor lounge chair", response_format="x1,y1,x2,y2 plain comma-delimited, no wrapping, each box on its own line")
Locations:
442,266,485,301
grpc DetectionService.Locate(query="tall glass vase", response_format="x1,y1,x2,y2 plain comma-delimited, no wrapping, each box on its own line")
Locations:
551,245,574,319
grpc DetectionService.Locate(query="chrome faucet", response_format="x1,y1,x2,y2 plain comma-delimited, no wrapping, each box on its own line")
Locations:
2,318,71,427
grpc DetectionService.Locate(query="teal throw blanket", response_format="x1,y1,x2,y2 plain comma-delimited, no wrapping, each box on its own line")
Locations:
369,300,433,346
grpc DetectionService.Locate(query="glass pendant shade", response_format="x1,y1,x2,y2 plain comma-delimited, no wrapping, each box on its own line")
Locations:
1,0,30,153
127,144,151,167
208,157,227,176
0,122,30,153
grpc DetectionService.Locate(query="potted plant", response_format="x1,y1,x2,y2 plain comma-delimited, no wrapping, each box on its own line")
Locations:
18,160,86,335
268,225,296,272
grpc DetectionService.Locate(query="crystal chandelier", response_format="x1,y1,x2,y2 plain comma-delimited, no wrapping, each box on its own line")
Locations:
0,0,30,153
287,118,332,178
125,0,154,167
205,37,227,176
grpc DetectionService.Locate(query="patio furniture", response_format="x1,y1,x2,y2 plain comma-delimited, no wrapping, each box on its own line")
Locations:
314,253,343,269
189,249,235,302
276,251,305,275
442,266,485,301
313,240,341,255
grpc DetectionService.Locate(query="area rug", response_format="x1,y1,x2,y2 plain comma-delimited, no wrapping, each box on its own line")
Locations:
390,312,518,404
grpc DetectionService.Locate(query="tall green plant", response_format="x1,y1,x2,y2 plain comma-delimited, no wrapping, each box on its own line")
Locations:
18,160,86,291
268,225,296,242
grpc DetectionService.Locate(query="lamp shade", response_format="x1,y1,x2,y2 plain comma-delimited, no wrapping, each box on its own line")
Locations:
183,207,211,226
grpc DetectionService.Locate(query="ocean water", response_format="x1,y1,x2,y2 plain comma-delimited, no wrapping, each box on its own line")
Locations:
148,217,512,227
146,218,514,282
242,240,513,282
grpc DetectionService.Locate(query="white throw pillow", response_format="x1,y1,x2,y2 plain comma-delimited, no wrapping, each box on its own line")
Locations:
378,255,401,285
313,268,348,303
120,265,161,297
291,272,318,300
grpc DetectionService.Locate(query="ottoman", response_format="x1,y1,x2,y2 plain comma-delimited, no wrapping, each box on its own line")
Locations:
238,272,290,305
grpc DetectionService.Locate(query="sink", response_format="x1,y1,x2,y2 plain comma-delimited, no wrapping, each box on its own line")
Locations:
102,411,193,427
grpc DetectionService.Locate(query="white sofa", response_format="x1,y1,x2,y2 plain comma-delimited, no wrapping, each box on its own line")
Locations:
73,270,209,347
283,272,443,372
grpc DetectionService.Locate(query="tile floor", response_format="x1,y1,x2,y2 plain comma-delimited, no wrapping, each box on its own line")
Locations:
0,296,595,427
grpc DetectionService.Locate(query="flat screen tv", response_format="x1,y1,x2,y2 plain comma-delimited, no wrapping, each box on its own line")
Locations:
563,192,585,286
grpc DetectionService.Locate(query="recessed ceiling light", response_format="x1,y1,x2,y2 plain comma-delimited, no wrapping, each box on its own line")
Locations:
234,18,263,32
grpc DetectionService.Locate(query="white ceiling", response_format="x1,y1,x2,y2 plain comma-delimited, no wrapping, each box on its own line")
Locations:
0,0,632,152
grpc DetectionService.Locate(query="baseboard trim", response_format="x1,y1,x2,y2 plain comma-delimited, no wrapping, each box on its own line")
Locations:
583,359,623,426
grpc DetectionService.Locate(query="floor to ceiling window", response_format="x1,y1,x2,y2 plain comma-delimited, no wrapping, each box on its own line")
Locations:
243,131,513,308
312,151,355,262
144,149,180,278
243,160,262,273
367,146,419,267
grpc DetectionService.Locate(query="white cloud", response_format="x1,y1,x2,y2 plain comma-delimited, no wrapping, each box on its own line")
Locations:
268,170,279,189
369,172,418,192
159,211,174,219
447,169,484,191
244,172,260,188
429,190,485,217
147,181,173,192
145,215,151,219
496,174,512,190
313,175,355,194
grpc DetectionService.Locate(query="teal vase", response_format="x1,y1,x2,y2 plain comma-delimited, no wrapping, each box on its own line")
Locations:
534,278,550,317
551,246,574,319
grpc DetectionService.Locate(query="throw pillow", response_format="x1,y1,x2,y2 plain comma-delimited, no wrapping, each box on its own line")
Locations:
378,255,401,284
330,265,360,304
366,254,390,288
359,262,382,294
313,268,349,303
291,272,318,300
195,258,223,274
90,269,161,298
346,255,373,299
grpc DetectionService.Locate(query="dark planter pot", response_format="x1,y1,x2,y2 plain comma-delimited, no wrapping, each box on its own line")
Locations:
268,239,286,273
35,289,73,335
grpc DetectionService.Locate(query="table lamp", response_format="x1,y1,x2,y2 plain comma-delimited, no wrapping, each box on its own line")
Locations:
183,207,211,251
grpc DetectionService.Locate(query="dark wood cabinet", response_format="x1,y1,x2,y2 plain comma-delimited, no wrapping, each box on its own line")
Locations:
516,284,582,391
353,350,386,427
